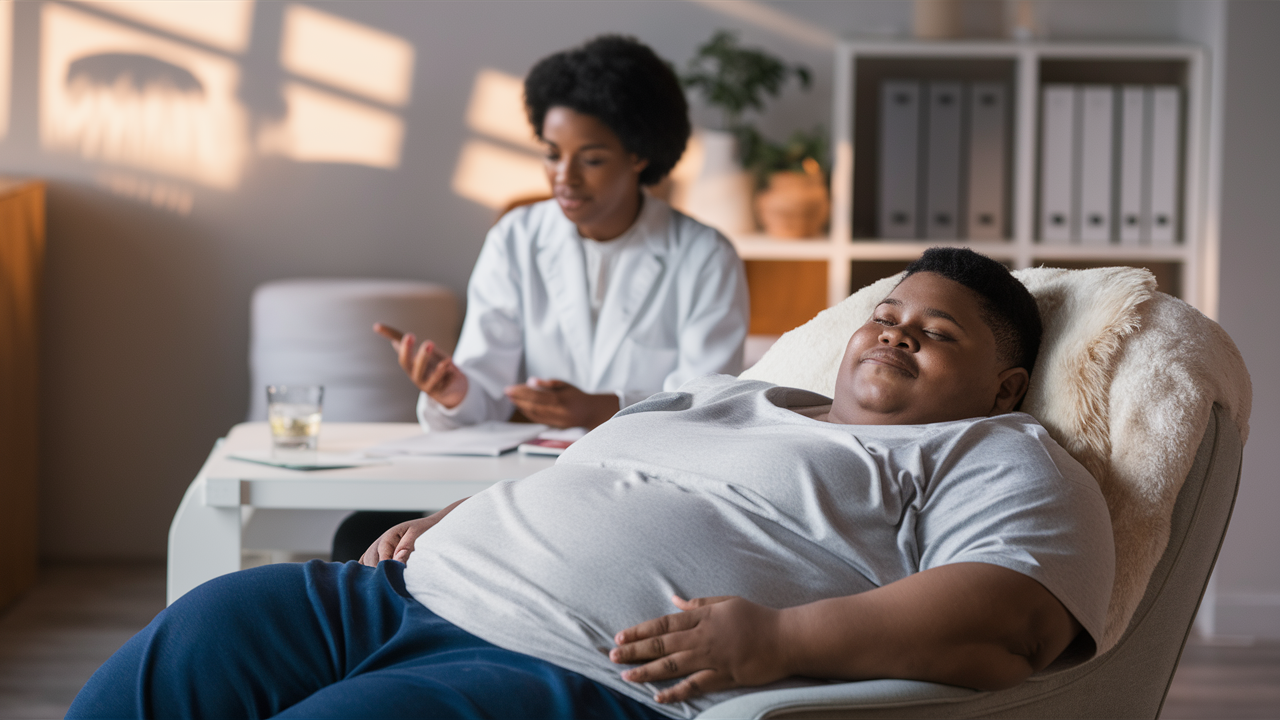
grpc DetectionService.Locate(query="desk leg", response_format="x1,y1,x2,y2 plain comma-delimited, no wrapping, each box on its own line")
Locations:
167,474,241,606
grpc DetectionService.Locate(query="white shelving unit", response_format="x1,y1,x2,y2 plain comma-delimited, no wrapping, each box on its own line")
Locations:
726,40,1211,313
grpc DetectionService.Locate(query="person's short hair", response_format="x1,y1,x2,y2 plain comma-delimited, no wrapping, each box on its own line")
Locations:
901,248,1043,374
524,35,690,186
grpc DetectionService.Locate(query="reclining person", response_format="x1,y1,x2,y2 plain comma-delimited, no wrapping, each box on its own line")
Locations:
69,248,1114,720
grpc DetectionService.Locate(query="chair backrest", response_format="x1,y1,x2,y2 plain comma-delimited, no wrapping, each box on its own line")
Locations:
1023,403,1243,718
247,278,458,422
967,403,1242,719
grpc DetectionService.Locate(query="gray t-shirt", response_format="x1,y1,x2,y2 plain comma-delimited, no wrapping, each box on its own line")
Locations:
404,375,1115,718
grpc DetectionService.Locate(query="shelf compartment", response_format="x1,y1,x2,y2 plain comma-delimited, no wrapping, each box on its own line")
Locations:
1027,243,1188,262
744,260,828,335
1034,258,1183,299
1039,57,1190,86
849,55,1018,241
848,260,913,296
1034,56,1194,247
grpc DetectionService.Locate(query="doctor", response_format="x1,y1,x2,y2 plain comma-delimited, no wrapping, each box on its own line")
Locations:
334,35,751,560
382,35,749,431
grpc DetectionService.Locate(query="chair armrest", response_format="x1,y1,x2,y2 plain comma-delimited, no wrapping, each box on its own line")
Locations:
696,679,979,720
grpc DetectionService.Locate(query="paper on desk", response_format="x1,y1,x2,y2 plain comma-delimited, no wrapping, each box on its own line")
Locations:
228,452,387,471
362,421,549,457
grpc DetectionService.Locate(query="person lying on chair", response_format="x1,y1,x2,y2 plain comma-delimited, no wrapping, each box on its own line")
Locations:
69,248,1114,720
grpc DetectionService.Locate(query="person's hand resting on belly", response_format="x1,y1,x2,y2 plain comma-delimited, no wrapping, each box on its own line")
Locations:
360,498,467,566
611,564,1079,704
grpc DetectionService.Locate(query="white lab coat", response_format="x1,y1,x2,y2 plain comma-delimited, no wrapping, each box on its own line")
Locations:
418,196,749,430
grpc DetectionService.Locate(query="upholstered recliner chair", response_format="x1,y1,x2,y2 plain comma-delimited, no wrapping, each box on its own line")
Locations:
701,266,1251,720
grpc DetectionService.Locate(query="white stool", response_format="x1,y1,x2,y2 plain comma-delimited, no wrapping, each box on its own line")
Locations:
248,278,459,422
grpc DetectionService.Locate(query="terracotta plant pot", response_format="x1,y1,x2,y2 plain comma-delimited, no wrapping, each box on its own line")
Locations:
754,167,830,239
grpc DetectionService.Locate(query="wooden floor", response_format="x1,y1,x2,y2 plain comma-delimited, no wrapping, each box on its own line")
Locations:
1,563,1278,719
0,563,165,720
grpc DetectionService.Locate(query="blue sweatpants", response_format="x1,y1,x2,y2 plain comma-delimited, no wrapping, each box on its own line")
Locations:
67,560,669,720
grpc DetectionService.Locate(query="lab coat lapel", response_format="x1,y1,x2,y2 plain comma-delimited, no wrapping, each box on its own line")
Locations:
591,241,666,389
535,228,594,382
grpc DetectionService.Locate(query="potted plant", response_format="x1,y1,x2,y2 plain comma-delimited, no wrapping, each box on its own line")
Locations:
678,31,817,236
738,125,831,238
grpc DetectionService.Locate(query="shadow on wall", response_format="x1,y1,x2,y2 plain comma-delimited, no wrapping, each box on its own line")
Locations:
32,1,416,213
28,1,558,217
13,0,811,245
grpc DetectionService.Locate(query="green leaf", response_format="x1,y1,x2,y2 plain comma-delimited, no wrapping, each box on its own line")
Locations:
679,30,813,130
736,125,830,190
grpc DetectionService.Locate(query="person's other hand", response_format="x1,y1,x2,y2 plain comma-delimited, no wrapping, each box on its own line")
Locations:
359,499,466,567
504,378,619,429
375,323,468,409
610,595,789,704
360,516,433,567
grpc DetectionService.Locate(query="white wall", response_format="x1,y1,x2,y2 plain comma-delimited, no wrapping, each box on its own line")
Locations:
1207,0,1280,638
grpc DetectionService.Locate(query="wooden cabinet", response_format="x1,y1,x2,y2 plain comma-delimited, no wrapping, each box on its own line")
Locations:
729,40,1209,328
0,179,45,611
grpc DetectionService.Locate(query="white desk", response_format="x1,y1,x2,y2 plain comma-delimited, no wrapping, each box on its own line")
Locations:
166,422,556,605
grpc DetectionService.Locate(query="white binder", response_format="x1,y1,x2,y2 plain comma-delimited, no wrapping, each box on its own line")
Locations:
924,82,963,240
1118,85,1147,246
879,80,922,239
965,82,1007,240
1077,85,1115,245
1148,85,1181,246
1039,85,1077,243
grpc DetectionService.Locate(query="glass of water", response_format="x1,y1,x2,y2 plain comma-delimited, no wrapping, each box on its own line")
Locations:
266,385,324,451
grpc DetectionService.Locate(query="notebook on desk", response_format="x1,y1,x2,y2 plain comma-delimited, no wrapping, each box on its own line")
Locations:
228,452,386,471
363,421,549,457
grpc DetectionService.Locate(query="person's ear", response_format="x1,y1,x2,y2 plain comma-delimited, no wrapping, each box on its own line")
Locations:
989,366,1030,416
630,154,650,176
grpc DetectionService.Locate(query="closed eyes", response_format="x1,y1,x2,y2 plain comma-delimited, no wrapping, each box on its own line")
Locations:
873,316,953,341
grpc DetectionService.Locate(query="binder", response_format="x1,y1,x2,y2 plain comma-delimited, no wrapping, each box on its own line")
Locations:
965,82,1007,240
1117,85,1147,246
1039,85,1077,243
1077,85,1115,245
879,80,922,239
1148,85,1181,246
924,82,963,240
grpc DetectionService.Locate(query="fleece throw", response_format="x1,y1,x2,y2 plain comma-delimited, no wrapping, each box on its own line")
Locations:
742,266,1251,653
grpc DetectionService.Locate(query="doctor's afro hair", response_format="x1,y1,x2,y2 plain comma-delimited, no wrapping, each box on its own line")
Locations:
900,248,1043,375
524,35,690,187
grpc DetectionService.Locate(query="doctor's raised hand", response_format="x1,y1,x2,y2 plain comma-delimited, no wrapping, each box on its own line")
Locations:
376,322,617,428
374,322,468,410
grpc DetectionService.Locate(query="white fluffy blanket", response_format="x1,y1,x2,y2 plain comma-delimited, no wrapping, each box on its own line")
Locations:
742,266,1252,653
